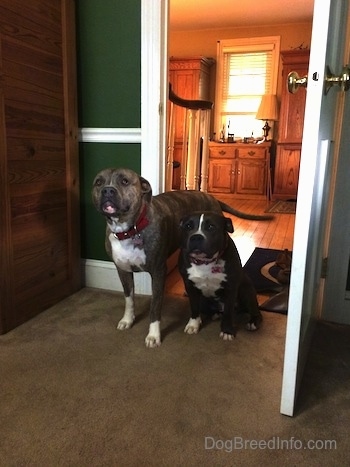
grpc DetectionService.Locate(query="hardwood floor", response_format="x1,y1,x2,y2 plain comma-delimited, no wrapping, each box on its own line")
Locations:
165,197,295,297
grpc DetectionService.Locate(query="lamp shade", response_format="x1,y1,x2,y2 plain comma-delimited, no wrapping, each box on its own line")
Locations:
256,94,278,121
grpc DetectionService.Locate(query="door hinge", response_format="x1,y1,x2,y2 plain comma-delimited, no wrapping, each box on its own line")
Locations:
321,257,328,278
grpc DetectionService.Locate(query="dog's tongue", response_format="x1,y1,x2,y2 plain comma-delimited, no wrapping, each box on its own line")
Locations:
103,202,117,214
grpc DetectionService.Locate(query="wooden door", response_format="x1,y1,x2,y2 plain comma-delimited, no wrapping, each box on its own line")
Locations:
278,50,309,144
273,145,301,197
236,159,266,196
208,159,235,193
0,0,80,333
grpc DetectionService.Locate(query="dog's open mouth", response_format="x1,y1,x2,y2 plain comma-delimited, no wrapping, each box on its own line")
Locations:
189,250,207,260
102,201,117,215
189,250,219,264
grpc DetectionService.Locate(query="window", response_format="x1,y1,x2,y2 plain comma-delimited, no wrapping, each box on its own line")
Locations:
215,36,280,140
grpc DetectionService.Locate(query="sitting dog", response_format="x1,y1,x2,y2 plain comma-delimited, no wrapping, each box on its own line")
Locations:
178,211,262,339
92,168,270,347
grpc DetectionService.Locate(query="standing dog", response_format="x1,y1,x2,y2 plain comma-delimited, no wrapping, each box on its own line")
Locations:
92,167,270,347
178,211,262,339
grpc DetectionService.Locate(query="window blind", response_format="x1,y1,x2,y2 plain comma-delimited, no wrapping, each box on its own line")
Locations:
215,37,280,139
221,51,273,115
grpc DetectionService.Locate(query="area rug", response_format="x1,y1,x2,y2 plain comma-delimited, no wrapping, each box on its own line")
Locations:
243,247,291,315
265,200,296,214
243,247,287,293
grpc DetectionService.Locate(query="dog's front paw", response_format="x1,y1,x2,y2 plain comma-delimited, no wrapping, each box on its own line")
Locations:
145,321,161,348
117,304,135,330
184,317,202,334
117,316,135,330
246,314,263,332
219,332,235,341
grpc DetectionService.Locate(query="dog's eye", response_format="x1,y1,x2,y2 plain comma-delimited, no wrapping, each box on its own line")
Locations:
95,177,103,187
207,223,216,231
183,221,193,230
121,177,129,186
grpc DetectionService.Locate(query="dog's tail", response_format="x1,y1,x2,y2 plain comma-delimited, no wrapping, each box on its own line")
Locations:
218,201,274,220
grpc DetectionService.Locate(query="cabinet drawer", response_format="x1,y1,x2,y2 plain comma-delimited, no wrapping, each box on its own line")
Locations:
236,147,267,159
209,145,236,158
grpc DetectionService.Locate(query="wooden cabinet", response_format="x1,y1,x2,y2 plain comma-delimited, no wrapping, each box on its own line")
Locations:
169,57,214,189
273,145,301,197
0,0,81,333
208,142,270,198
273,50,309,199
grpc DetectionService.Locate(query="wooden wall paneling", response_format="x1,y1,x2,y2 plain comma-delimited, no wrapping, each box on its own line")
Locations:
61,0,80,292
0,29,14,334
0,0,80,333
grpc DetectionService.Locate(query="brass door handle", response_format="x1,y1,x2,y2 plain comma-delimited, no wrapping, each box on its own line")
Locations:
287,71,308,94
325,65,350,94
288,65,350,95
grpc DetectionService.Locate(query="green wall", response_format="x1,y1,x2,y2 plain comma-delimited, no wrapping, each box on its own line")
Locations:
76,0,141,260
76,0,141,128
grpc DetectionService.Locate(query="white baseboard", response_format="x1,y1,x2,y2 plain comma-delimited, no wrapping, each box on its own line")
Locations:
82,259,152,295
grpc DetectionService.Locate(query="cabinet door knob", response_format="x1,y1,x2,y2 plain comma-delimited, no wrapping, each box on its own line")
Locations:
219,150,226,155
248,151,256,156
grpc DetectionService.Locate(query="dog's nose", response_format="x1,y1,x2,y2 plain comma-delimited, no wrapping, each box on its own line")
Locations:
189,234,204,250
102,186,116,197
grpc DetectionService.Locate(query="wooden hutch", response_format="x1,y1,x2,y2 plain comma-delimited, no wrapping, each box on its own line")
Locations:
168,57,214,189
273,50,310,199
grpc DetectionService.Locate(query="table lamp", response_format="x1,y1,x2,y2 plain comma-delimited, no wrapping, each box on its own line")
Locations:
256,94,278,141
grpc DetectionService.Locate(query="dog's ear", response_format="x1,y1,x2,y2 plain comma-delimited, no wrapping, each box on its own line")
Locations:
140,176,152,202
225,217,234,233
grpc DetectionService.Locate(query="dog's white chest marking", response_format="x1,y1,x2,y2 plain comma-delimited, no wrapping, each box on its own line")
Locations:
187,259,227,297
109,233,146,272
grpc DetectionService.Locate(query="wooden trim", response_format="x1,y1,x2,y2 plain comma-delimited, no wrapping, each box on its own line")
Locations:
62,0,82,292
0,39,14,333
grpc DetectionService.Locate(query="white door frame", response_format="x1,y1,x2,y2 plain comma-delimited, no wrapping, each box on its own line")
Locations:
141,0,169,195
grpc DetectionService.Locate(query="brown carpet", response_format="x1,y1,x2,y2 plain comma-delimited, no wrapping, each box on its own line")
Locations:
1,288,349,466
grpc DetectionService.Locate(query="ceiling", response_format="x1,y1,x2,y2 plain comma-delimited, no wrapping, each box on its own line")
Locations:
170,0,314,31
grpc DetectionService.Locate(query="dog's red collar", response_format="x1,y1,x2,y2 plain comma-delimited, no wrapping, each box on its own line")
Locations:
113,204,149,240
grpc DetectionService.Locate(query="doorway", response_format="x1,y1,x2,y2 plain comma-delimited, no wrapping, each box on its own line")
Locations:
165,2,310,290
